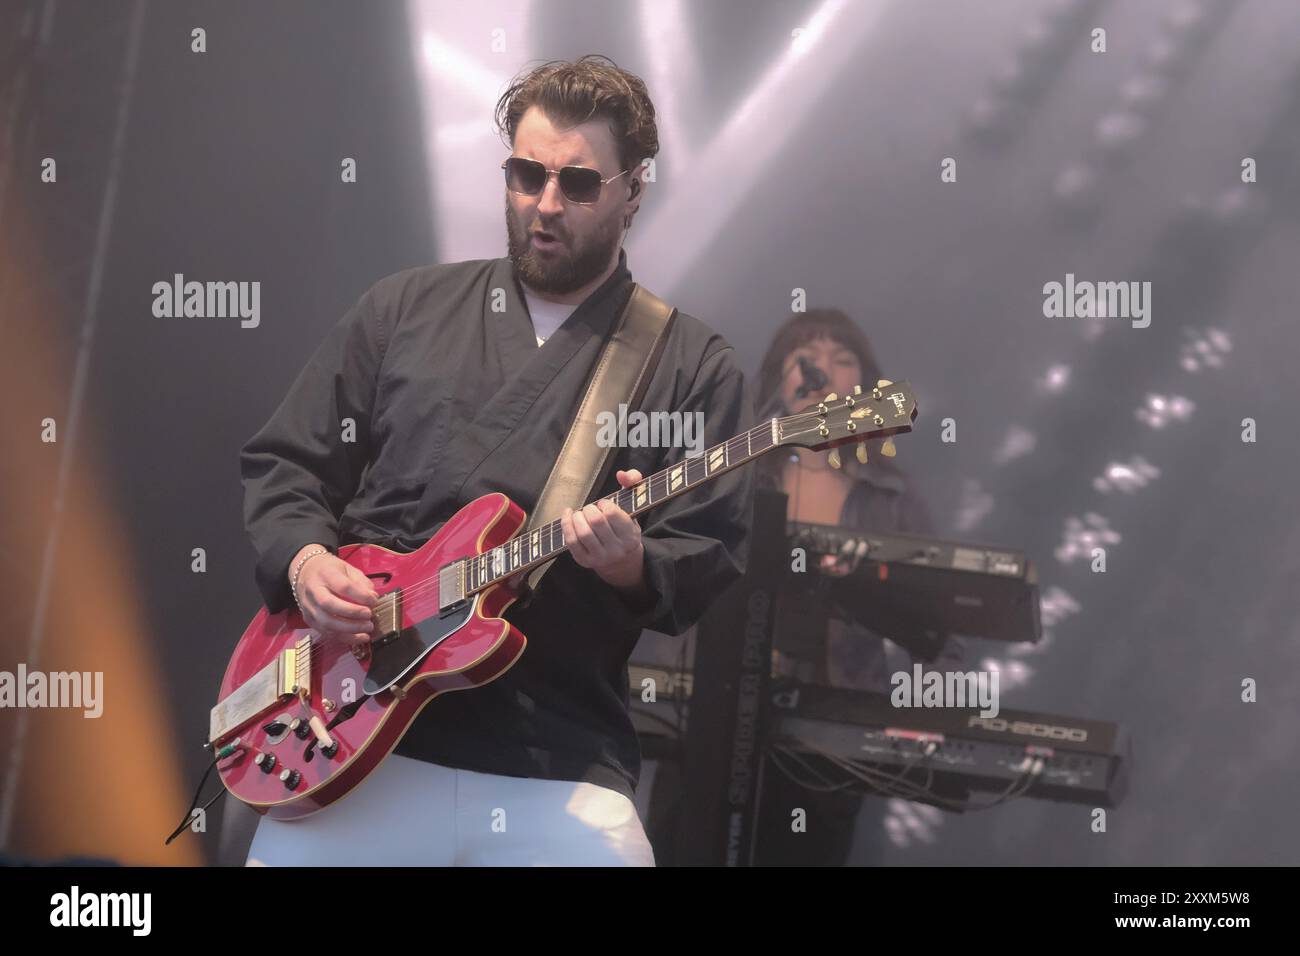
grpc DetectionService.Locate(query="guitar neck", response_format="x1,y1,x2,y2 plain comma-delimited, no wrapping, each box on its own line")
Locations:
459,419,780,595
453,379,918,598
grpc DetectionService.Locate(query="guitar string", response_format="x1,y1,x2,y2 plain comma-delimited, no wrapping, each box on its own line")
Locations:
309,410,882,625
299,406,895,627
323,421,781,618
342,413,824,614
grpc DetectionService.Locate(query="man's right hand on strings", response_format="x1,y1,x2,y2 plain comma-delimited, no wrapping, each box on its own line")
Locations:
289,544,380,644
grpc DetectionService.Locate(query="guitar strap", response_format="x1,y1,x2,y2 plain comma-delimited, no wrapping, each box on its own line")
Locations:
518,283,677,602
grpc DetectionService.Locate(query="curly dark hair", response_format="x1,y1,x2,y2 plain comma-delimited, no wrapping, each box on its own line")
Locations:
755,308,884,416
493,54,660,177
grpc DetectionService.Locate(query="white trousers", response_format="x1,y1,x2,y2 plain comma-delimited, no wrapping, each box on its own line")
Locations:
244,753,655,867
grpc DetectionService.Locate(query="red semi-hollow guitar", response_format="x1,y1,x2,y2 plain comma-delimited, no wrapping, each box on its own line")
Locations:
212,382,918,818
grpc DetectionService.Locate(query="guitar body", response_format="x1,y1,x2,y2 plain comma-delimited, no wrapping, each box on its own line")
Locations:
215,493,528,820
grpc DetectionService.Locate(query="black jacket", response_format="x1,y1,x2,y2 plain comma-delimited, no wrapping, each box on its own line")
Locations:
240,249,755,800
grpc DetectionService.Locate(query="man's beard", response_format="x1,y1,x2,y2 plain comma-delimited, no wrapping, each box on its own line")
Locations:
506,195,622,295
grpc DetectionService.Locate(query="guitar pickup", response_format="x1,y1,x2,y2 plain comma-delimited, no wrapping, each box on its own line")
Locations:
370,589,404,648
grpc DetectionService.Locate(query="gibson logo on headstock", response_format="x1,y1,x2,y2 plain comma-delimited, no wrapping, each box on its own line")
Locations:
887,391,908,418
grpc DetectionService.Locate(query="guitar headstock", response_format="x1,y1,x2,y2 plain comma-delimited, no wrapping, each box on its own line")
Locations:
774,380,918,463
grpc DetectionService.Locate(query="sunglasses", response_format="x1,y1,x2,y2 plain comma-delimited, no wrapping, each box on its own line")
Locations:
502,156,632,205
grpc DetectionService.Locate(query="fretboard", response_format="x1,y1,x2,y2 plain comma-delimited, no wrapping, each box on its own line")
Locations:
458,419,780,594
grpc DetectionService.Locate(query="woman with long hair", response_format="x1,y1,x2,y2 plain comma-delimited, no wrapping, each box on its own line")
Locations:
752,308,964,866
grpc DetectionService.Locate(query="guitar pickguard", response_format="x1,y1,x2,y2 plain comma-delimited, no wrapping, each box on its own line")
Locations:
361,593,478,696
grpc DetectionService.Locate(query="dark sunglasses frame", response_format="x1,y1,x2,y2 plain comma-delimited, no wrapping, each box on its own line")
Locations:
501,156,632,205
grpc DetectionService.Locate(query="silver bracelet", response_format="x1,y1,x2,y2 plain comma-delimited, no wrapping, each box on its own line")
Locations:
291,547,329,610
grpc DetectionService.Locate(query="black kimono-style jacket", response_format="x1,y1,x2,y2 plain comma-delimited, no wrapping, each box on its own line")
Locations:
240,248,755,801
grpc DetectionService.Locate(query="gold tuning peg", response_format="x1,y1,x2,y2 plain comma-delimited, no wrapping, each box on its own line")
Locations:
852,384,862,395
880,438,897,457
856,444,869,464
828,448,842,469
824,392,838,402
875,379,893,389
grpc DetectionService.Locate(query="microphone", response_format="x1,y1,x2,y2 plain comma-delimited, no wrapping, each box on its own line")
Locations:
795,356,827,399
755,356,831,420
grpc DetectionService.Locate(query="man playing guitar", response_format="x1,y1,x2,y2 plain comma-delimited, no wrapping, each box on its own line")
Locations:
238,55,755,866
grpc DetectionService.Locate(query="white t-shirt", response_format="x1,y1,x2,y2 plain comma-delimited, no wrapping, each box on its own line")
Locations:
522,288,579,347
